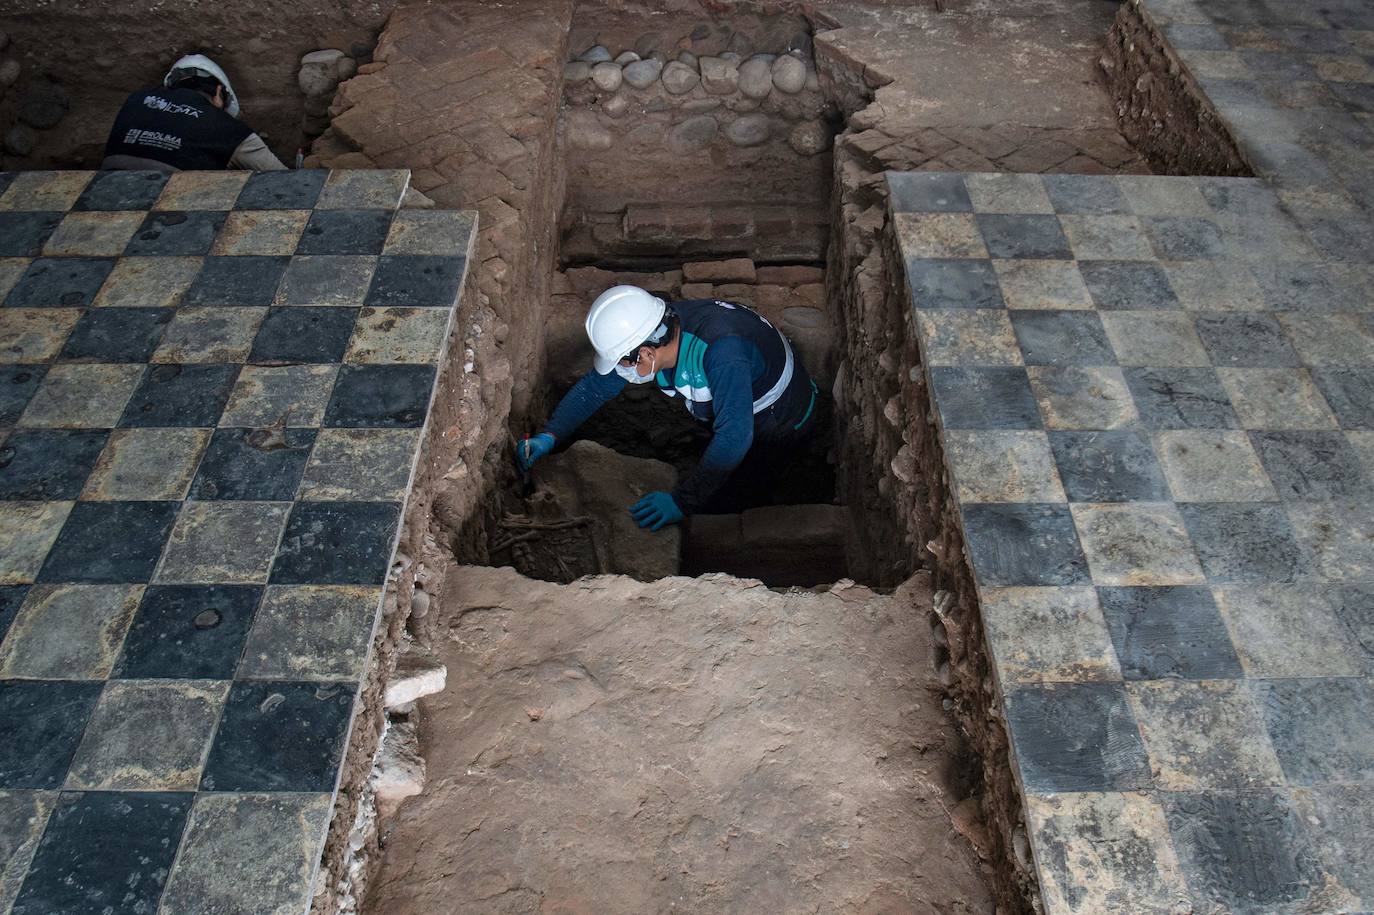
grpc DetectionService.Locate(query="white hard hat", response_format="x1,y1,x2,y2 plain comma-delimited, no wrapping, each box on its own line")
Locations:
164,54,241,117
585,285,667,375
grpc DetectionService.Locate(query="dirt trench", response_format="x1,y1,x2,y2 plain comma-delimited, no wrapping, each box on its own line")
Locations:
366,565,995,915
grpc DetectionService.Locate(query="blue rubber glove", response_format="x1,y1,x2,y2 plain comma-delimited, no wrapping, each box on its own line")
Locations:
630,491,685,532
517,433,555,472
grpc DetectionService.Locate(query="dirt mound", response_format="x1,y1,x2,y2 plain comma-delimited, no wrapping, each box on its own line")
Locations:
365,565,994,914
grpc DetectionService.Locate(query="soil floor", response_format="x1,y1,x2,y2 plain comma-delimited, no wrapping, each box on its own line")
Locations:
365,566,994,914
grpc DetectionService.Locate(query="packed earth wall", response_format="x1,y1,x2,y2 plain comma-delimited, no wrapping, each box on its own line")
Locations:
1100,0,1251,177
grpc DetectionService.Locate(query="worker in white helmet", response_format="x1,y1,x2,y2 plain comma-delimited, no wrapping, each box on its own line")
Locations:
518,285,820,532
102,54,286,172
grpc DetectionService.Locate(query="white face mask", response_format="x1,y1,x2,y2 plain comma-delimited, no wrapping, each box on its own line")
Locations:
614,351,656,384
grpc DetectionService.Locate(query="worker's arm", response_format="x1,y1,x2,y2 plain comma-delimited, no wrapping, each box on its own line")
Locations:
672,336,758,514
542,367,627,441
229,132,288,171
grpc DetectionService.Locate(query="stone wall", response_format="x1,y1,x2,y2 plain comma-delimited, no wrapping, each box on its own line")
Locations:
559,30,837,264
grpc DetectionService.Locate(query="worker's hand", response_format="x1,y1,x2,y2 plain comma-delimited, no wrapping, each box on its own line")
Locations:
517,433,555,472
629,491,684,532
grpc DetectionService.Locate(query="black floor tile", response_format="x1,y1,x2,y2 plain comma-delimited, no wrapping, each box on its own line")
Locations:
1331,584,1374,671
112,584,261,679
929,366,1043,430
888,172,972,213
200,680,355,792
1004,681,1151,792
38,500,179,583
1251,430,1368,500
4,257,115,308
1043,174,1130,214
11,790,192,915
295,209,393,256
0,365,46,425
977,213,1073,259
0,584,26,644
59,307,172,362
1049,430,1171,502
961,502,1089,586
364,255,467,308
1311,369,1374,429
323,364,436,428
73,171,169,212
1143,216,1227,259
905,257,1005,309
1125,367,1242,430
1080,261,1180,310
1162,789,1323,915
1256,678,1374,784
249,307,357,365
123,211,227,256
118,363,239,427
0,680,103,788
182,255,290,307
189,428,315,501
1097,585,1245,680
1179,502,1308,584
235,169,328,210
1194,314,1299,367
1011,311,1116,366
270,500,401,585
0,212,64,257
0,429,108,500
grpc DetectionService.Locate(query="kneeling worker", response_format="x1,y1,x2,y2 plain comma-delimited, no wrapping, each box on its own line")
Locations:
518,285,820,532
103,54,286,172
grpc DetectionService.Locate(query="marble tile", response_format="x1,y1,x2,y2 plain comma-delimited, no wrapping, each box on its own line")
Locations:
1214,585,1368,678
270,501,401,585
887,171,972,213
963,173,1054,214
118,363,239,428
1100,311,1210,366
11,790,192,915
981,586,1121,683
1028,366,1139,430
275,255,378,307
1124,367,1241,429
38,501,178,583
1217,368,1338,430
916,309,1023,367
1049,430,1171,502
892,213,988,259
1153,430,1278,501
112,584,261,680
942,430,1065,503
296,208,393,256
0,429,109,500
0,681,102,788
1097,585,1244,681
1193,313,1299,367
156,501,291,584
1059,215,1156,261
323,364,436,428
1004,681,1151,792
235,170,327,211
345,306,451,364
0,501,72,585
1250,430,1367,499
0,171,92,211
59,307,172,362
220,363,338,428
904,257,1005,309
0,309,81,363
238,584,382,680
200,680,355,792
977,214,1073,260
0,584,141,679
41,211,143,257
92,256,202,308
65,679,228,790
1255,677,1374,785
0,790,56,914
1027,792,1190,915
211,209,310,256
960,503,1089,587
73,170,167,212
18,363,143,428
993,259,1093,310
152,306,266,363
157,792,332,915
155,170,249,211
1285,499,1374,580
1128,679,1285,790
1180,502,1308,584
250,306,357,364
930,366,1043,430
188,427,315,501
298,428,421,501
1011,311,1116,366
1071,502,1205,587
315,169,409,210
82,428,210,501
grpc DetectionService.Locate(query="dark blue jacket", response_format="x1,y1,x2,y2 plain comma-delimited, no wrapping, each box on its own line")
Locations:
544,299,813,512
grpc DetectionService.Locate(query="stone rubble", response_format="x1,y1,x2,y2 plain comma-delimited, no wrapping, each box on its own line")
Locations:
383,642,448,709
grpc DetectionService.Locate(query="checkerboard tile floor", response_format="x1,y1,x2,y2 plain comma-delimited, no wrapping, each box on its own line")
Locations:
892,169,1374,914
0,169,474,915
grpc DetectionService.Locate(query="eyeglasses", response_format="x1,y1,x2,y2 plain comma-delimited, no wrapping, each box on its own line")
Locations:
618,350,642,367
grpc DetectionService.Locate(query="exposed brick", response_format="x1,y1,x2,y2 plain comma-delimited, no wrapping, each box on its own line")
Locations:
756,266,826,286
681,283,714,299
682,258,757,284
